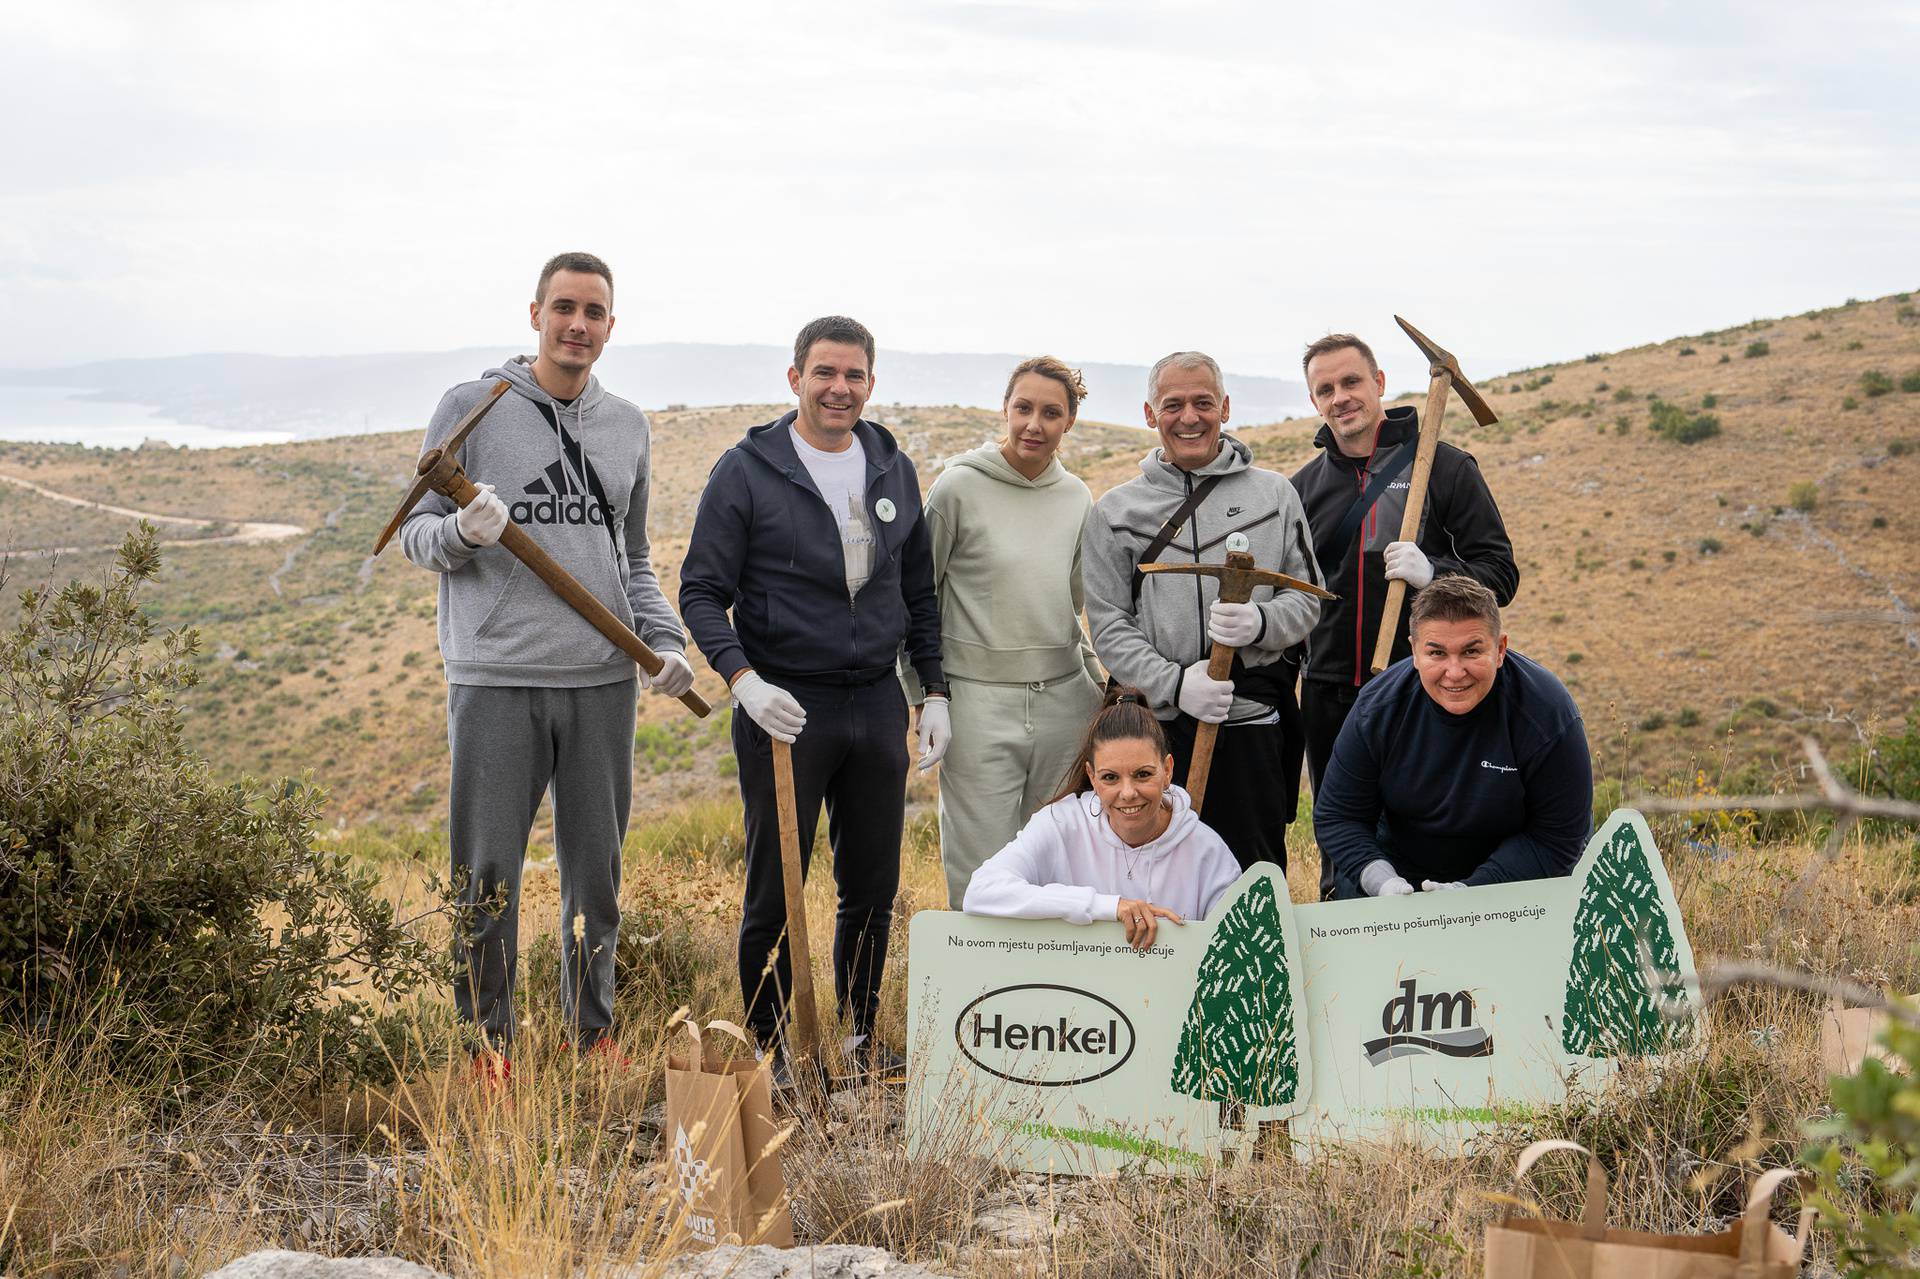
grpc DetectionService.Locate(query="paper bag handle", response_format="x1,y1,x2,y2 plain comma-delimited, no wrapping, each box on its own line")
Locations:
1737,1168,1811,1268
680,1017,755,1070
1512,1139,1607,1240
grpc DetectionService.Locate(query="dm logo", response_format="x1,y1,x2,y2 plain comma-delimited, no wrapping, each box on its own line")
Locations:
1362,978,1493,1066
955,983,1136,1087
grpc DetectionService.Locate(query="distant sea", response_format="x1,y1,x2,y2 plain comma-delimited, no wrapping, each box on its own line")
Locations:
0,386,296,449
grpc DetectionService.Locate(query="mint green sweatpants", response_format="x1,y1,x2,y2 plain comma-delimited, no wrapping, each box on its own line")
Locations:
937,671,1104,907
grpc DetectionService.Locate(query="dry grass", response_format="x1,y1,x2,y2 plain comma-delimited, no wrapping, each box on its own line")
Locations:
5,806,1917,1276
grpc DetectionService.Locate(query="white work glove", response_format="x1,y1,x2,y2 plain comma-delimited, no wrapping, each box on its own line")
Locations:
915,697,951,772
1176,660,1234,724
1361,859,1415,897
1206,601,1264,648
456,483,509,548
644,651,695,698
1421,879,1466,893
1383,541,1433,589
731,672,806,743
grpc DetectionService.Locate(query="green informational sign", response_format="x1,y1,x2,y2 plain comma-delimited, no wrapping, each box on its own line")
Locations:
905,810,1700,1173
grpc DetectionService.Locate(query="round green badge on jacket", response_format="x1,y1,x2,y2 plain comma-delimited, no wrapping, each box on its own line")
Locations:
876,498,897,522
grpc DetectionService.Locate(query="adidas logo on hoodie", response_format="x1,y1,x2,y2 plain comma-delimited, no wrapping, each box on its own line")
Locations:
511,459,611,528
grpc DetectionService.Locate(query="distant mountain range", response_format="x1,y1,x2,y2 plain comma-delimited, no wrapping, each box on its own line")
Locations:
0,345,1311,441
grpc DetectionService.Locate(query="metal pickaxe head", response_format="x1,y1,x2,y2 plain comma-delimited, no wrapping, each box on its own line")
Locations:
1394,315,1498,427
371,379,511,555
1137,550,1337,606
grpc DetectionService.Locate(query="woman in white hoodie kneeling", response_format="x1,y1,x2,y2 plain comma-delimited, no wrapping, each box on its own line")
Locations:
963,686,1243,951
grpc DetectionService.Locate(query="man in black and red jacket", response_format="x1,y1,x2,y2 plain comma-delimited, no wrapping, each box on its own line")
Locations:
1290,333,1518,900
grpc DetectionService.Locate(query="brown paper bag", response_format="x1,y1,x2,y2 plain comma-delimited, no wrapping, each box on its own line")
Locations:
1820,994,1907,1076
663,1017,794,1250
1484,1139,1811,1279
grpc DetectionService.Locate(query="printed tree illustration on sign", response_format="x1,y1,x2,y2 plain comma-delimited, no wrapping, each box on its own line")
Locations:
1562,823,1692,1057
1170,875,1299,1121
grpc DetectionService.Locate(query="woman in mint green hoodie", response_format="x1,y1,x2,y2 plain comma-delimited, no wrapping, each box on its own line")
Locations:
918,357,1105,906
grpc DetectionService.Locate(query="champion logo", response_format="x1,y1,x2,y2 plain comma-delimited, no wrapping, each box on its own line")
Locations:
1480,759,1518,773
509,459,611,528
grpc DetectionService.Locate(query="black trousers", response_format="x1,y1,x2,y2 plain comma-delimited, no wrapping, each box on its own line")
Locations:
1164,709,1301,872
1301,679,1364,900
734,676,908,1047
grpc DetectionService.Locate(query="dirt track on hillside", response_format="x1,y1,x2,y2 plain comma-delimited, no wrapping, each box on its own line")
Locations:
0,471,306,555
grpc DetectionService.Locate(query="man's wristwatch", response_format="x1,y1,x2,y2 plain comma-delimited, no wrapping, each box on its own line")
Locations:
922,682,949,699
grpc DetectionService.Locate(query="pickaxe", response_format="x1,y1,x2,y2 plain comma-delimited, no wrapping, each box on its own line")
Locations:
1368,316,1500,675
1137,550,1334,811
372,379,711,717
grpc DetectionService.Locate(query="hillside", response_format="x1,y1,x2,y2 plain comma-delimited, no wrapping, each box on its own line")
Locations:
1,294,1916,826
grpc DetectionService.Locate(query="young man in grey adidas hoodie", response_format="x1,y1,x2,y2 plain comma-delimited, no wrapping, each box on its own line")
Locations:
399,252,693,1070
1082,351,1322,872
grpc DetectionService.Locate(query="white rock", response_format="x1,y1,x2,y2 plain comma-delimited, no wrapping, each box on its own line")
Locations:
200,1252,447,1279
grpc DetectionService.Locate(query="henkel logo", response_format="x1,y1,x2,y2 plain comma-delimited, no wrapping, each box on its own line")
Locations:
510,460,611,528
955,983,1136,1087
1361,978,1493,1066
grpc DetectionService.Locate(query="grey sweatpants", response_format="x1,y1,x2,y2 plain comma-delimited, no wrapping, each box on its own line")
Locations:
937,672,1103,907
447,679,636,1048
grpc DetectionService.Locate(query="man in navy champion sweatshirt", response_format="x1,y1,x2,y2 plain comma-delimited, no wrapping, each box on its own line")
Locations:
1313,575,1591,899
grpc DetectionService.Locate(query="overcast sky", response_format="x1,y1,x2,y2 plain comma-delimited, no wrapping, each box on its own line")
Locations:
4,0,1916,386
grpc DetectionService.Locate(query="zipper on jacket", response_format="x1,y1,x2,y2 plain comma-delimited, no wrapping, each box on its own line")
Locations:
1352,437,1380,687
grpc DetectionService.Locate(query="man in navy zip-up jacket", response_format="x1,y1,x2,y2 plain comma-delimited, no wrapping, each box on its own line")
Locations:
1291,333,1517,900
1313,575,1590,899
680,316,946,1077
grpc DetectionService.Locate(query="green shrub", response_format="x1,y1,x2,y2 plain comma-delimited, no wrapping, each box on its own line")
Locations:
1901,371,1920,393
1805,1010,1920,1271
1611,386,1634,403
1699,537,1723,554
1890,439,1916,457
1678,346,1697,356
1788,481,1819,512
1844,396,1861,411
1860,370,1895,397
1847,339,1866,350
1700,393,1718,409
1676,707,1700,728
1638,712,1666,732
1662,549,1677,562
1718,353,1731,364
0,529,441,1093
1898,304,1918,323
1873,516,1889,528
1744,340,1771,358
1648,399,1723,444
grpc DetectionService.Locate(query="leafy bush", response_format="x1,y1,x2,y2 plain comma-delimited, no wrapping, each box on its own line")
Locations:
1745,340,1771,359
1845,396,1861,411
1901,371,1920,393
0,528,442,1093
1678,346,1697,356
1701,393,1719,409
1648,399,1723,444
1805,1010,1920,1273
1699,537,1724,554
1890,439,1916,458
1860,370,1895,398
1788,481,1819,512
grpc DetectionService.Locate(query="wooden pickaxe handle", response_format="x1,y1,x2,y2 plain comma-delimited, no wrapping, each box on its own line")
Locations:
1369,369,1450,675
771,739,821,1062
1184,636,1235,813
444,471,712,716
